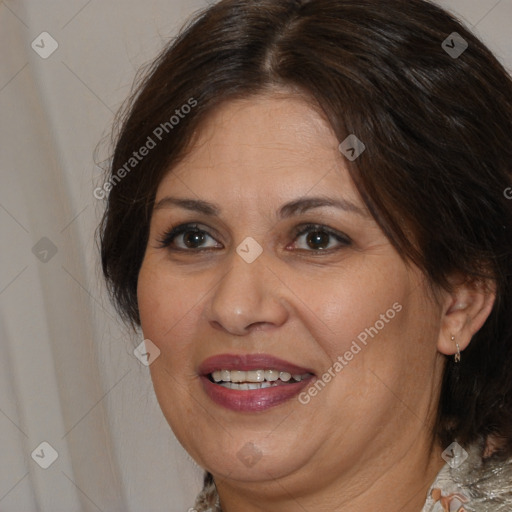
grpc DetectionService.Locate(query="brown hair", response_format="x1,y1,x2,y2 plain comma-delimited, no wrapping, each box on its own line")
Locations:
99,0,512,462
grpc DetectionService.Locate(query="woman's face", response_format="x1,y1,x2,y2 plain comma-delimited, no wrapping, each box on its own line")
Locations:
137,92,446,493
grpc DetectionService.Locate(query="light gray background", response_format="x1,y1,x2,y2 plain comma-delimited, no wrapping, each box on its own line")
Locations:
0,1,511,511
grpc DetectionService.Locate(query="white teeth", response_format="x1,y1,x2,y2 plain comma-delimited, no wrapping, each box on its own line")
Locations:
230,370,245,383
246,370,265,382
210,369,311,388
265,370,279,381
219,381,275,390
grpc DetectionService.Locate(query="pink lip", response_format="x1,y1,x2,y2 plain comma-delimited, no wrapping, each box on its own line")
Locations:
198,353,315,376
198,353,316,413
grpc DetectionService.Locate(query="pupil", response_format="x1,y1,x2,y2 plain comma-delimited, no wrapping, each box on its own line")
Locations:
307,231,329,249
184,230,204,248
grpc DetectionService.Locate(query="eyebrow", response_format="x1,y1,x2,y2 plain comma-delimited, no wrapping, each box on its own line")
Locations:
153,195,369,218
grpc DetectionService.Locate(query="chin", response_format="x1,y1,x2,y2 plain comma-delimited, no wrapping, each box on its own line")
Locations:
171,419,310,483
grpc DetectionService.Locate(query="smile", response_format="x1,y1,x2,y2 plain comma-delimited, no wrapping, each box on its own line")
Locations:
199,354,316,412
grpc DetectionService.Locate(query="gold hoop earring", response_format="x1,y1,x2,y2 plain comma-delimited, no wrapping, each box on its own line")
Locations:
452,335,461,363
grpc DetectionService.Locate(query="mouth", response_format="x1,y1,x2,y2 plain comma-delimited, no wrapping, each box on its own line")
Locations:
198,353,316,412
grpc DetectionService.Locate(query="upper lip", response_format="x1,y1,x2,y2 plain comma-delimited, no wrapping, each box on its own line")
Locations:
198,353,315,376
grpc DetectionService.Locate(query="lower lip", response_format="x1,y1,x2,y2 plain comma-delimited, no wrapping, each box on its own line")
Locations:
200,375,315,412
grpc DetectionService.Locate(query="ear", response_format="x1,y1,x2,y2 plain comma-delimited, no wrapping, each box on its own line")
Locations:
437,275,496,356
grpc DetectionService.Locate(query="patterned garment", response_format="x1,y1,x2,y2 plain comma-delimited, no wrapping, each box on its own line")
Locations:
190,440,512,512
421,440,512,512
423,463,473,512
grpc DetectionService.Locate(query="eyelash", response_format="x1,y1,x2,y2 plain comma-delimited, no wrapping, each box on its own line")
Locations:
156,222,352,253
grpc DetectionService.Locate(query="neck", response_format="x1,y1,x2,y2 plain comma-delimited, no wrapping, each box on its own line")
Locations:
214,436,446,512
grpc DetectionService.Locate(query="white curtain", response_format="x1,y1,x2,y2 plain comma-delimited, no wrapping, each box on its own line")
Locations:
1,1,510,510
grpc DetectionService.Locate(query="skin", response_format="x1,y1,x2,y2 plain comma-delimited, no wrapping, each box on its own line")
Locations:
137,90,495,512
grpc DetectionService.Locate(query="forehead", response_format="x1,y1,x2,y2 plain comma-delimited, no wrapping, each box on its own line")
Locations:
155,93,361,207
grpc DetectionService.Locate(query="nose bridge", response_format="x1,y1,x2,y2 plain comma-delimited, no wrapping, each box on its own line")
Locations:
206,244,288,334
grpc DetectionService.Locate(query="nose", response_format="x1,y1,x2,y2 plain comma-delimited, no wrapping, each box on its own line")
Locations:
205,248,289,335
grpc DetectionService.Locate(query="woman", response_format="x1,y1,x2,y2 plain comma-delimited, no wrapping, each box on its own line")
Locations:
98,0,512,510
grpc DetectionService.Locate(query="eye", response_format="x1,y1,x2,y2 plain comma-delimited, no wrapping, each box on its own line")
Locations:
156,222,352,253
291,223,352,252
156,223,221,251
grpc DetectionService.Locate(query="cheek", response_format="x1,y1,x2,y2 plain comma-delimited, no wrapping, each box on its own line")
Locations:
137,266,165,339
314,266,440,429
137,260,201,341
137,262,206,433
296,260,412,359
